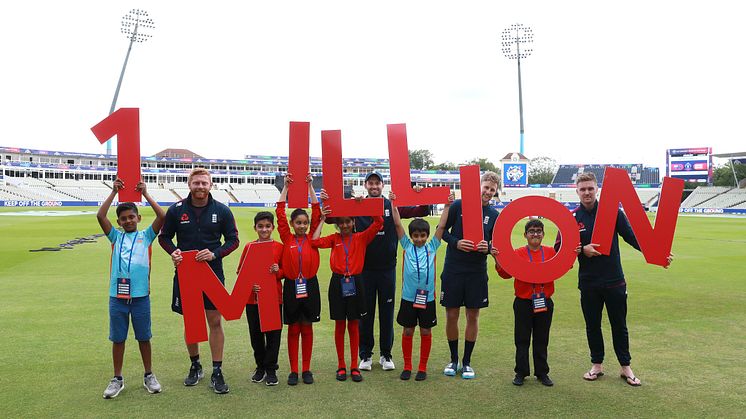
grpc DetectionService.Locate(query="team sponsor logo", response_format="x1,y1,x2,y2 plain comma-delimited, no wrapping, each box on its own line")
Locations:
180,213,190,224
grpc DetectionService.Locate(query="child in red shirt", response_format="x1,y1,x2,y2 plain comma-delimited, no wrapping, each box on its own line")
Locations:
276,173,324,385
236,211,284,386
491,219,577,387
311,198,383,383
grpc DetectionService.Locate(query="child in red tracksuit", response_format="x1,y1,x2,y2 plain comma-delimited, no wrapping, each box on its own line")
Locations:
276,173,324,385
491,218,578,387
236,211,284,386
311,202,383,383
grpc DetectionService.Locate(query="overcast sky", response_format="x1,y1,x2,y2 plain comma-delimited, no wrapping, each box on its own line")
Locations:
1,1,744,171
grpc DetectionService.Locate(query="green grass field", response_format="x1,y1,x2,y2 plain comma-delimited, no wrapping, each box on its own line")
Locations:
1,206,745,418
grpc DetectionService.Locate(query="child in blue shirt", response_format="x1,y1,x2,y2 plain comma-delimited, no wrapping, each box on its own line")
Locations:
390,191,453,381
96,178,165,399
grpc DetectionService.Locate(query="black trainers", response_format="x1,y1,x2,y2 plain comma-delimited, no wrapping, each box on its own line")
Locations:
210,371,230,394
302,370,314,384
184,363,203,386
251,368,266,383
512,374,525,386
415,371,427,381
400,370,412,380
538,375,554,387
287,372,299,386
265,370,279,386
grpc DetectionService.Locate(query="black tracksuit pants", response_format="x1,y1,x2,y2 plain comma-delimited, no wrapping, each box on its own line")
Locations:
513,297,553,377
246,304,282,372
580,284,631,366
359,268,396,359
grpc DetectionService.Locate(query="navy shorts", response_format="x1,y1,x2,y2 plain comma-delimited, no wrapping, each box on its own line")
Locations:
439,270,489,309
396,299,437,329
109,296,152,343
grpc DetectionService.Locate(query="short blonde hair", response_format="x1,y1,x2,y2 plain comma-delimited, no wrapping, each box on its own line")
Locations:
188,168,212,184
481,171,501,188
576,172,597,184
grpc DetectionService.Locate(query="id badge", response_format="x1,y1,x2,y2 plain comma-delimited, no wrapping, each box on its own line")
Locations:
413,289,428,309
116,278,131,299
295,277,308,299
341,275,357,298
532,292,547,313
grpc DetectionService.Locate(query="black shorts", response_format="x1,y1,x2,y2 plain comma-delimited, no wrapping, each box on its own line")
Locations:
396,299,437,329
171,273,224,315
439,270,489,309
283,276,321,324
328,273,367,321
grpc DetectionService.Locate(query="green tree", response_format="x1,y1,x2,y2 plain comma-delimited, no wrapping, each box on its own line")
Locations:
430,161,458,171
409,149,434,170
712,162,746,187
528,156,558,184
468,157,500,174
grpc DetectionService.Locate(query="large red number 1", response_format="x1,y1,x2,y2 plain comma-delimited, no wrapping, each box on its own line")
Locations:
91,108,142,202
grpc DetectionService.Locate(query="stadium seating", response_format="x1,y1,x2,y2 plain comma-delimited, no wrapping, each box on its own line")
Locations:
697,188,746,209
680,186,731,208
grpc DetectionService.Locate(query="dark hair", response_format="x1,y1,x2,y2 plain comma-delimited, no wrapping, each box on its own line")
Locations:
408,218,430,236
116,202,138,217
254,211,274,226
290,208,309,222
524,219,544,233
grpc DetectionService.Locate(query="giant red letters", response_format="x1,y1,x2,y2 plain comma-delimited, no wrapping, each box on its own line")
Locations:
176,244,280,344
287,122,310,208
493,196,580,284
591,167,684,267
321,130,383,217
387,123,450,206
459,165,484,246
91,108,142,202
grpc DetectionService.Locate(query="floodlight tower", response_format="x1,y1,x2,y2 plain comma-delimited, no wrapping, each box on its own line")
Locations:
501,23,533,155
106,9,155,155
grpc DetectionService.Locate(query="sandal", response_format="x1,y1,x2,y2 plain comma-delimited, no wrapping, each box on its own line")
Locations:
583,370,605,381
350,368,363,382
620,374,641,386
336,368,347,381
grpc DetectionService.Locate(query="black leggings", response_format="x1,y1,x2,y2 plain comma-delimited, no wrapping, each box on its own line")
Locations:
580,285,630,366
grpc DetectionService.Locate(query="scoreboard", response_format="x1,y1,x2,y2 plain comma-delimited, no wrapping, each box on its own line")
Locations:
666,147,712,183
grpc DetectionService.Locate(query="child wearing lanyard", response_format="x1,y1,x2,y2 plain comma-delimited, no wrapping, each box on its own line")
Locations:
275,173,326,385
311,208,383,383
389,191,453,381
492,219,573,387
96,179,165,399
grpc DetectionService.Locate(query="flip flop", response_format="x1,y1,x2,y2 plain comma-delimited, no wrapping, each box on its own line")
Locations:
620,374,641,386
583,370,605,381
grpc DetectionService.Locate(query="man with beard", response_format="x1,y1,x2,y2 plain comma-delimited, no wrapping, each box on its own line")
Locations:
159,168,240,394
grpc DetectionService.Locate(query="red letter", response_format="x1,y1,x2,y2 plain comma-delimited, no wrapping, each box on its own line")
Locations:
176,244,280,344
287,121,310,208
493,196,580,284
91,108,142,202
386,123,449,206
321,130,383,217
459,165,484,246
591,167,684,267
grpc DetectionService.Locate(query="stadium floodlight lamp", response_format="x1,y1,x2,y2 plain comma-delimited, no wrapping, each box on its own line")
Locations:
501,23,533,155
106,9,156,155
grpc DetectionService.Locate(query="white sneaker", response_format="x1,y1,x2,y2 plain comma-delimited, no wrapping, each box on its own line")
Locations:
143,373,162,394
443,362,458,377
359,358,373,371
379,356,395,371
462,365,476,379
103,377,124,399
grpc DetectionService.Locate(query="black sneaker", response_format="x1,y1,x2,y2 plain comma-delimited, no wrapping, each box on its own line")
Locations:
184,363,203,386
415,371,427,381
265,370,279,386
210,371,229,394
512,374,525,386
537,375,554,387
400,370,412,380
302,370,314,384
251,368,266,383
287,372,299,386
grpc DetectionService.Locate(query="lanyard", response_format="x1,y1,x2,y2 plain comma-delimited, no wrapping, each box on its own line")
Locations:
341,234,353,275
294,236,306,279
414,245,430,286
526,246,545,294
118,231,137,276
